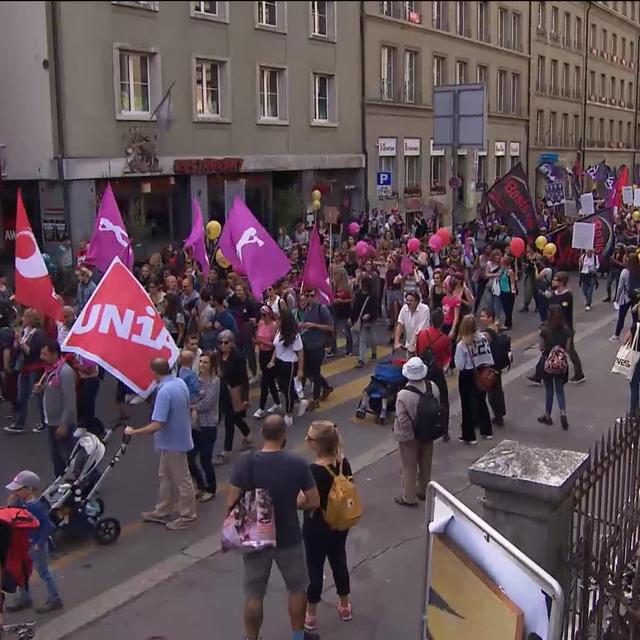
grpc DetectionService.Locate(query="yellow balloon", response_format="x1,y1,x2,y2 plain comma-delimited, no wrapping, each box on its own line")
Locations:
206,220,222,240
215,249,230,269
311,199,322,211
311,189,322,201
543,242,557,257
535,235,548,251
633,210,640,222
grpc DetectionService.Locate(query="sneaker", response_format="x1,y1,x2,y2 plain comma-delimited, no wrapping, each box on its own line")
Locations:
560,415,569,430
283,415,294,427
481,434,494,440
526,375,542,386
297,399,310,417
198,491,215,503
6,598,33,612
609,335,621,342
248,375,260,385
585,305,591,311
304,613,319,631
337,601,353,622
569,375,586,384
537,415,553,425
166,517,195,531
320,386,334,401
457,437,478,445
325,351,336,359
4,424,24,434
141,511,172,524
32,423,46,433
266,403,281,414
35,598,63,613
129,395,145,405
252,408,267,419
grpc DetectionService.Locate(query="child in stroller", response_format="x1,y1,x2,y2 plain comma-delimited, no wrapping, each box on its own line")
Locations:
355,358,407,424
39,429,130,545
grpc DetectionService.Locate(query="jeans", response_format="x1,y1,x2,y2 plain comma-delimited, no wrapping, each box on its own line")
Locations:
536,291,549,322
16,370,45,429
331,316,353,355
355,325,377,363
303,525,350,604
488,371,506,419
258,349,279,410
221,384,250,453
499,292,515,328
47,424,74,478
607,269,621,299
458,369,492,442
474,280,487,313
544,376,566,414
488,293,503,323
304,346,330,401
567,333,584,379
581,275,596,306
14,545,60,604
522,274,536,308
616,302,632,337
78,376,105,436
274,359,297,415
238,325,257,377
630,362,640,415
187,427,217,494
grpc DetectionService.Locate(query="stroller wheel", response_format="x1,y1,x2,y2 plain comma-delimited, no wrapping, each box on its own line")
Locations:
355,409,366,419
95,517,121,544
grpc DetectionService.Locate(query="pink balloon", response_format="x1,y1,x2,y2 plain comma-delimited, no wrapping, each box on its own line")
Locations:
348,222,360,236
400,257,414,275
510,237,526,258
428,235,443,252
367,243,377,257
436,227,451,245
407,238,421,253
356,241,370,258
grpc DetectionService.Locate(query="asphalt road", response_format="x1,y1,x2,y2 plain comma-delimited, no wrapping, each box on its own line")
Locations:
0,282,626,639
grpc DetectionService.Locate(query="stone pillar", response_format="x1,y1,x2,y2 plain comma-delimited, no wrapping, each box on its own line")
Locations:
66,179,97,249
468,439,589,593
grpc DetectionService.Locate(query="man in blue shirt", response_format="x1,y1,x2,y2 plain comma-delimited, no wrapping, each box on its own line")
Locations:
125,358,196,531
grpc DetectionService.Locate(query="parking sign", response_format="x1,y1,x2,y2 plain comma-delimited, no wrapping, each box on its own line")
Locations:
377,171,392,197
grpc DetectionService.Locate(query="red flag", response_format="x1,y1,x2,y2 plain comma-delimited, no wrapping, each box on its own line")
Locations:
62,258,179,397
301,225,333,304
615,165,629,210
14,190,63,321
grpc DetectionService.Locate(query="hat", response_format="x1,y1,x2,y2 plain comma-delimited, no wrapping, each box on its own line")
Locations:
6,470,41,491
260,305,273,315
402,357,428,381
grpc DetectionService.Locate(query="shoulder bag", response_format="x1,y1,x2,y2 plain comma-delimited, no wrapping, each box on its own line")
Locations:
466,342,496,392
351,296,370,334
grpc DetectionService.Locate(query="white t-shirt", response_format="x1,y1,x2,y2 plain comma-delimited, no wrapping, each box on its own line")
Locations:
273,331,303,362
397,302,431,352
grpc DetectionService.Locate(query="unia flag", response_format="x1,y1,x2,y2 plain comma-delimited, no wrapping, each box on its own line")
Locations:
301,225,333,304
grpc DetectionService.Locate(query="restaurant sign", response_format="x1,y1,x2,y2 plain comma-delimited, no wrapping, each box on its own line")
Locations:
174,158,244,175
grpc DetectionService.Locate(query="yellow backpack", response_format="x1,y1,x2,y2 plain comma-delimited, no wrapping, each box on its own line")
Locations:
323,459,363,531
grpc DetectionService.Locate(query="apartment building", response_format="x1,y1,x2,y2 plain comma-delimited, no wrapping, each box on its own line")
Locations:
530,0,640,195
0,0,363,259
364,0,530,222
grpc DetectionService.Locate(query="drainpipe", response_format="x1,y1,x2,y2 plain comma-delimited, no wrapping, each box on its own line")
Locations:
525,0,531,190
633,31,640,180
359,0,369,213
581,1,592,176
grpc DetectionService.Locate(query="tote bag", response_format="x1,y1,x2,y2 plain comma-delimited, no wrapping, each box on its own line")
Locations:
612,323,640,381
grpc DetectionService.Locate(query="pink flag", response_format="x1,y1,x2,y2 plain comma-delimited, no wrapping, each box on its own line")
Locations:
86,184,133,272
301,226,333,304
184,197,210,276
218,197,291,298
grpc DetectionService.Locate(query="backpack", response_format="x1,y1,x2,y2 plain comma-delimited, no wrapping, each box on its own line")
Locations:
323,460,363,531
489,331,512,371
544,346,569,375
405,384,445,442
0,507,39,593
419,332,446,371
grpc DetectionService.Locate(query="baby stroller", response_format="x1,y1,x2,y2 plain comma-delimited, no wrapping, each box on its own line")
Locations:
40,431,130,545
355,358,407,424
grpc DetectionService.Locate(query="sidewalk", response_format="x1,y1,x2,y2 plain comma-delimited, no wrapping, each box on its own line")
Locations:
65,312,625,640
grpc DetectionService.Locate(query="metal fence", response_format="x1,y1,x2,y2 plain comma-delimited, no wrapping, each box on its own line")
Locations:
565,416,640,639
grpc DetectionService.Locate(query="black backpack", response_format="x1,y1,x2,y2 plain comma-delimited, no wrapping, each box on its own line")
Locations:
489,331,512,371
405,384,445,442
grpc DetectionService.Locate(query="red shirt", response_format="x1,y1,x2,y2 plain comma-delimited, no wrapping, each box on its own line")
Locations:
416,327,452,370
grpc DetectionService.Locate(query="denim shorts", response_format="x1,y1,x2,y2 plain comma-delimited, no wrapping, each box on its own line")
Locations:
242,543,308,599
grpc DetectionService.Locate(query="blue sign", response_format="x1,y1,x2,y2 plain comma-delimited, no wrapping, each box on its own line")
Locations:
377,171,392,186
538,153,559,165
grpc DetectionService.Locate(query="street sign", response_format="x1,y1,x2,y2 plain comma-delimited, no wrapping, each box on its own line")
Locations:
433,83,486,149
538,152,559,165
377,172,392,186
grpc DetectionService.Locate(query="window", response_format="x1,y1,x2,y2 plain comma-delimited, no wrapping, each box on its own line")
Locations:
476,155,486,188
433,55,446,87
258,0,277,26
618,120,623,143
456,59,467,85
574,66,581,97
536,110,544,144
573,115,580,144
629,83,634,106
550,59,558,93
430,156,444,191
510,73,520,113
611,77,616,101
405,155,421,189
512,13,521,50
602,29,608,52
312,74,331,121
590,23,596,48
477,1,488,41
630,40,635,63
537,2,545,31
588,116,594,142
622,37,627,60
497,69,507,112
119,51,150,114
589,70,596,95
537,56,546,91
193,0,217,15
550,111,557,144
477,64,487,99
378,156,395,189
456,1,466,36
563,12,570,46
612,33,617,57
258,66,282,119
311,1,328,36
432,1,446,29
550,6,559,37
627,122,632,144
599,117,605,143
404,50,416,103
600,73,606,96
575,16,582,48
195,59,220,117
562,63,570,95
495,155,505,180
497,8,507,47
621,79,625,103
381,46,395,100
561,113,569,145
609,119,614,143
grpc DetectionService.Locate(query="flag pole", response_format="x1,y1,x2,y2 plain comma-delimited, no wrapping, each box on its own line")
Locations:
150,80,175,120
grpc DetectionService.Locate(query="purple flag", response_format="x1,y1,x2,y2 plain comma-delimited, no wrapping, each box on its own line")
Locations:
218,197,291,298
184,197,210,276
301,226,333,304
86,184,133,272
604,166,616,207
